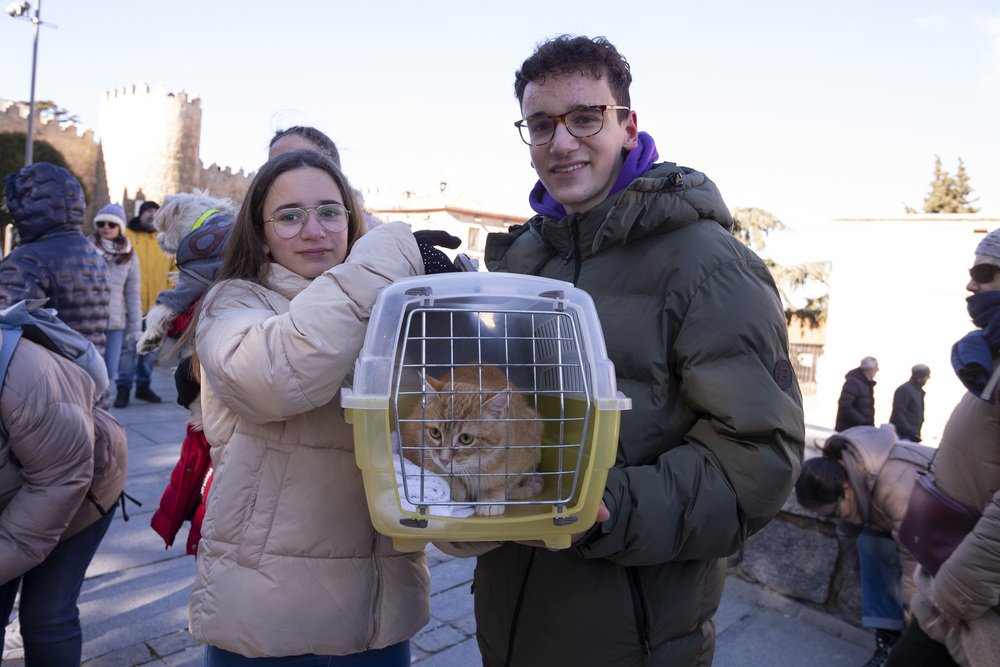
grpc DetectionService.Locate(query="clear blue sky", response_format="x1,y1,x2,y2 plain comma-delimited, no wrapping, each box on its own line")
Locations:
2,1,998,261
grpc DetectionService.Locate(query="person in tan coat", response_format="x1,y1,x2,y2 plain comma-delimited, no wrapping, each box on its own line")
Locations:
188,149,436,665
0,331,127,665
886,228,1000,667
796,425,933,666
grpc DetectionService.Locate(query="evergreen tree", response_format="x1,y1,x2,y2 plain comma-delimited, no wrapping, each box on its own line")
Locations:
731,207,829,328
923,155,980,213
953,157,980,214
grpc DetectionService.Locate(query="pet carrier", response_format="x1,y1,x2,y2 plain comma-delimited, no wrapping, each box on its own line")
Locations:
342,272,630,551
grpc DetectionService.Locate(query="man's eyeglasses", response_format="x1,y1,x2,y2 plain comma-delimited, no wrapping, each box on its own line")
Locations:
95,221,119,229
265,204,350,239
515,105,630,147
969,263,1000,284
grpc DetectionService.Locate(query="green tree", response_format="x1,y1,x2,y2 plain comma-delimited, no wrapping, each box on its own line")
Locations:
731,207,830,329
0,132,87,233
923,155,980,213
18,100,80,125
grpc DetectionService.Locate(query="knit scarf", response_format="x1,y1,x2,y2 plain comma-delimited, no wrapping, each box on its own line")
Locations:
528,131,660,219
92,233,134,265
951,290,1000,395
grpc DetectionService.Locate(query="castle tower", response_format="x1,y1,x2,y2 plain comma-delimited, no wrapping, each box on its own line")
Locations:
99,83,202,213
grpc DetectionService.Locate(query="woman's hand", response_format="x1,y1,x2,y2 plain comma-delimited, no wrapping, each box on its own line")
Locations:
413,229,461,274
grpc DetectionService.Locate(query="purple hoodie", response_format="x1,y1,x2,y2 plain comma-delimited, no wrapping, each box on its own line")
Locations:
528,131,660,219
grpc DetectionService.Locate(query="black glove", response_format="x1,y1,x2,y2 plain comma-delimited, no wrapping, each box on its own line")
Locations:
413,229,462,274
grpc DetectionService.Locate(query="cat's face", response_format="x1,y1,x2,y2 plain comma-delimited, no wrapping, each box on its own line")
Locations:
412,386,510,474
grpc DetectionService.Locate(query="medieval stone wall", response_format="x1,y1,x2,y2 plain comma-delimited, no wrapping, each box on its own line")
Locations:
1,100,103,222
1,85,251,227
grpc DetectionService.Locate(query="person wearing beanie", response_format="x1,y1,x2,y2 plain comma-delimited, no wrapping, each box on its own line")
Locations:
889,364,930,442
116,200,172,407
0,162,111,356
885,229,1000,667
89,203,141,391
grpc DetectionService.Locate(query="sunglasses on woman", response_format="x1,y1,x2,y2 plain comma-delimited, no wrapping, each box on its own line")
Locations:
969,263,1000,284
95,221,120,229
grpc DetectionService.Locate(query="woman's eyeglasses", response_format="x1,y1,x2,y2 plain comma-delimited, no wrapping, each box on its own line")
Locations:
265,204,349,239
95,221,119,229
969,263,1000,284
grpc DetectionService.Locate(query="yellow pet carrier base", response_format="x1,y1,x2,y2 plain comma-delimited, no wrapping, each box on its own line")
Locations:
343,273,630,552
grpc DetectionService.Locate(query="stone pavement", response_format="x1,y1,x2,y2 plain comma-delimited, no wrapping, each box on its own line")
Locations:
3,361,874,666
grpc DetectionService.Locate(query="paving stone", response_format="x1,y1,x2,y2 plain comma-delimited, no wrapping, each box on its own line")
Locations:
412,624,467,653
429,584,474,624
413,638,482,666
160,644,204,667
428,556,475,595
148,629,200,659
82,642,156,667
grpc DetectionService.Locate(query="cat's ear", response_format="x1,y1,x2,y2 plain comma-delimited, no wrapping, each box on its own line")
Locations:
423,374,444,393
482,392,511,419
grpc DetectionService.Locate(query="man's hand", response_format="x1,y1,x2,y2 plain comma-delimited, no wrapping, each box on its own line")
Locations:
515,502,610,550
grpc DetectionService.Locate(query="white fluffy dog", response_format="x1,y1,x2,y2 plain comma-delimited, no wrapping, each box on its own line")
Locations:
137,189,236,354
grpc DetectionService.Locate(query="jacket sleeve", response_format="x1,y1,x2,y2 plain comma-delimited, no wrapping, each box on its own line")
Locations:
579,259,805,566
124,255,143,338
0,248,50,308
0,346,96,584
890,386,916,440
929,486,1000,620
197,222,422,423
838,379,866,427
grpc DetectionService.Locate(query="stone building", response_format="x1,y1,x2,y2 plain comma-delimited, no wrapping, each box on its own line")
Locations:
364,181,528,269
1,83,252,229
810,214,1000,443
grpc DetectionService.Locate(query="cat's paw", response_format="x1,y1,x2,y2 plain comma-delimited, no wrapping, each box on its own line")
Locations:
475,504,506,517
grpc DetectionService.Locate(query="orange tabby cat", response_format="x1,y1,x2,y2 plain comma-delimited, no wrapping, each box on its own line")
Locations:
401,365,543,516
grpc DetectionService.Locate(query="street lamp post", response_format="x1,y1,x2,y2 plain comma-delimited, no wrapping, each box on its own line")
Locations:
6,0,53,167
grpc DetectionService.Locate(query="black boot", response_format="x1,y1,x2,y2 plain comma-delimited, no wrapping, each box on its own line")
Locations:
135,383,162,403
862,629,900,667
113,385,130,408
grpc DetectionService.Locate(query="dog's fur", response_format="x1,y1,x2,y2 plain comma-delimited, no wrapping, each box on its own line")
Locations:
137,190,236,355
154,189,236,257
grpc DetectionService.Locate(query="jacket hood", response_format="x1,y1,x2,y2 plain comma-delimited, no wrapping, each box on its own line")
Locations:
836,424,897,523
519,162,733,261
4,162,86,243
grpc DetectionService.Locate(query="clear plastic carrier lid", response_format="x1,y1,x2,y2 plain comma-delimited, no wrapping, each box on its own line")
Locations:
343,272,630,412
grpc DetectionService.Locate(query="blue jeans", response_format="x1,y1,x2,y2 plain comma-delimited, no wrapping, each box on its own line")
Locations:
116,339,157,389
857,527,905,631
202,641,410,666
0,507,116,666
104,329,124,383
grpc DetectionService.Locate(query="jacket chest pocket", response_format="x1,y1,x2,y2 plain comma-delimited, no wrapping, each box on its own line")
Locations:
236,448,290,569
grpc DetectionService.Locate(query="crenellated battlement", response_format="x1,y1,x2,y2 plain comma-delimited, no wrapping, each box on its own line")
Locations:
0,100,96,142
2,87,250,224
103,82,202,109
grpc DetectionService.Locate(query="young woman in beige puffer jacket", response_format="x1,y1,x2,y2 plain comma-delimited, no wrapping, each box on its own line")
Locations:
187,149,432,666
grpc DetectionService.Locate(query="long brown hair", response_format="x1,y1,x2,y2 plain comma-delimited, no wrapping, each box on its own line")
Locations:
185,149,368,369
218,149,367,286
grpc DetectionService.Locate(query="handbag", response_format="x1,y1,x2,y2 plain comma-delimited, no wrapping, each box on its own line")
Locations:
898,362,1000,576
897,470,980,576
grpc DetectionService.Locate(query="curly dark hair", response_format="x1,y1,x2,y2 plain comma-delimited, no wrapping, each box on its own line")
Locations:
514,35,632,122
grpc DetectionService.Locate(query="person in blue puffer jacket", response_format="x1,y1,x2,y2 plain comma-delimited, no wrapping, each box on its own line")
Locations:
0,163,111,354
